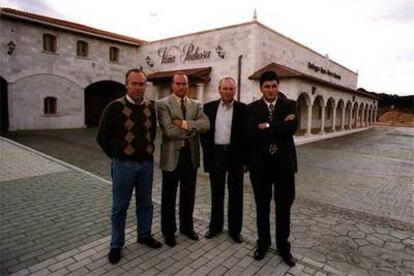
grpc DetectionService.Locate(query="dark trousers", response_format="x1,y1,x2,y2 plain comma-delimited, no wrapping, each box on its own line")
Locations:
208,146,244,235
250,162,295,253
161,147,197,236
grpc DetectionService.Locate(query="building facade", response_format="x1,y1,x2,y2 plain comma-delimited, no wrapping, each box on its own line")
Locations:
0,7,378,137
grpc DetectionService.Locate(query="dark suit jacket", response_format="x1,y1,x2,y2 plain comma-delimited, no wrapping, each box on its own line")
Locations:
201,100,248,173
247,96,298,174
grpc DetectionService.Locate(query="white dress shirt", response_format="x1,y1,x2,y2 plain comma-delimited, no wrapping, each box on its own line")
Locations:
214,100,234,145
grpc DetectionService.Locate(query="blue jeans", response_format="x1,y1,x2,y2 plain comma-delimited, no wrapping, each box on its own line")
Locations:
110,159,154,249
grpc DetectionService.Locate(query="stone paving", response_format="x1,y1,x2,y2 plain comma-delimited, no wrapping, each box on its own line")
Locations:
2,126,414,276
0,138,340,276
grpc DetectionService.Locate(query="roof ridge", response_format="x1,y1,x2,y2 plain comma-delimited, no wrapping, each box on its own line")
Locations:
0,7,145,45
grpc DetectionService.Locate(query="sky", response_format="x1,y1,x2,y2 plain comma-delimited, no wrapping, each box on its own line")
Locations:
1,0,413,96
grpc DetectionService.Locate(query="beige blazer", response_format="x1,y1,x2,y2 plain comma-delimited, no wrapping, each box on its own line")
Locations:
156,94,210,172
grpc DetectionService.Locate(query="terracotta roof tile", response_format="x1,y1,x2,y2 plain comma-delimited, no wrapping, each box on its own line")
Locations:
1,7,145,45
249,62,378,99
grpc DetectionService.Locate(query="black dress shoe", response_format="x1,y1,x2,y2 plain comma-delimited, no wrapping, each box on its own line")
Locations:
205,230,220,239
138,236,162,249
108,248,121,264
229,233,243,243
181,231,199,241
164,235,176,247
253,247,268,260
281,252,296,267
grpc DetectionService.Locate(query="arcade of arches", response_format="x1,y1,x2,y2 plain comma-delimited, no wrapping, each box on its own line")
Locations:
296,92,378,136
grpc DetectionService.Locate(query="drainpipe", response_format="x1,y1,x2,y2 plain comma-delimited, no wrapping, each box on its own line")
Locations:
237,55,243,102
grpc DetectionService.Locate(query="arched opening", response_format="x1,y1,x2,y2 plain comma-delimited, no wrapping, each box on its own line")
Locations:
312,95,324,134
84,81,125,127
296,92,310,136
0,76,8,134
325,97,335,132
369,105,374,125
358,103,364,128
336,99,345,131
345,101,352,129
352,102,359,128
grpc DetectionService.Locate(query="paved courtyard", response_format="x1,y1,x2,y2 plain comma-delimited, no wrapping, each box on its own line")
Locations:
1,126,413,275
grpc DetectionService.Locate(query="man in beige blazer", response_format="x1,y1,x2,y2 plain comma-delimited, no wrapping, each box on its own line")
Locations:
156,72,210,247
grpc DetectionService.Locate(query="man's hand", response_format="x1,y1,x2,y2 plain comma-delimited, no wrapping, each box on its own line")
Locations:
284,114,295,122
172,119,182,128
258,122,269,130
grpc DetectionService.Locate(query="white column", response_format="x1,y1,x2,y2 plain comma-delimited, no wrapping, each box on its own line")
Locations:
197,83,205,103
370,109,374,125
332,105,337,132
341,107,345,131
320,104,326,134
349,106,354,129
306,102,312,136
362,108,366,127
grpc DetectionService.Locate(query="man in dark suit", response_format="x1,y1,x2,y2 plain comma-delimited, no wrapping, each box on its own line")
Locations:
156,72,210,247
247,71,298,266
200,77,248,243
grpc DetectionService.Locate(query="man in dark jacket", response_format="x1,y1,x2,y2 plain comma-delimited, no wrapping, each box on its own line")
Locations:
201,77,248,243
247,71,298,266
97,69,162,265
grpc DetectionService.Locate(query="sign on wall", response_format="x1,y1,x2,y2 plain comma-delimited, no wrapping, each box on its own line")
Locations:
155,43,225,65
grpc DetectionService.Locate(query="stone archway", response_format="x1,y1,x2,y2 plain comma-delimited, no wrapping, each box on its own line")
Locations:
296,92,311,136
336,99,345,131
325,97,335,133
84,81,125,127
0,76,8,134
312,95,325,134
345,101,352,129
352,102,359,128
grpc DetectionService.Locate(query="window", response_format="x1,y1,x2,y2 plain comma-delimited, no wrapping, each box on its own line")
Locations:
318,105,322,119
44,97,57,114
43,34,57,52
109,46,119,62
76,40,88,57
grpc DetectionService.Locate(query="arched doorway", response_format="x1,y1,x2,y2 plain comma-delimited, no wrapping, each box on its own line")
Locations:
325,97,335,132
296,92,310,136
84,81,125,127
345,101,352,129
352,102,359,128
336,99,345,131
312,95,324,134
0,76,9,134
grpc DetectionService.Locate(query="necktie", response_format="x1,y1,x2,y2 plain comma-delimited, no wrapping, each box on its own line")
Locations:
180,98,186,119
180,98,190,148
269,103,274,121
268,103,278,155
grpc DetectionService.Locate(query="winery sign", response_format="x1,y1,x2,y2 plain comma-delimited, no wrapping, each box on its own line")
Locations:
157,43,223,64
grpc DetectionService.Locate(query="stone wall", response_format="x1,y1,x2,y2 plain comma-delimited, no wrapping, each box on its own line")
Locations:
0,18,139,130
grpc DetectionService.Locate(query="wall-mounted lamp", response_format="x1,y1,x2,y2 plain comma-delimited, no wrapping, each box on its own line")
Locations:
7,40,16,55
145,56,154,67
215,45,225,59
311,86,317,95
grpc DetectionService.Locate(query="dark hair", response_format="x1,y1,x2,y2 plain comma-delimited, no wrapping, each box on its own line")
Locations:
125,68,146,84
259,71,279,87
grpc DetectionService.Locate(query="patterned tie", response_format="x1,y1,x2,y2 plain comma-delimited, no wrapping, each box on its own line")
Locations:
180,98,190,148
269,103,274,121
268,103,278,155
180,98,186,119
